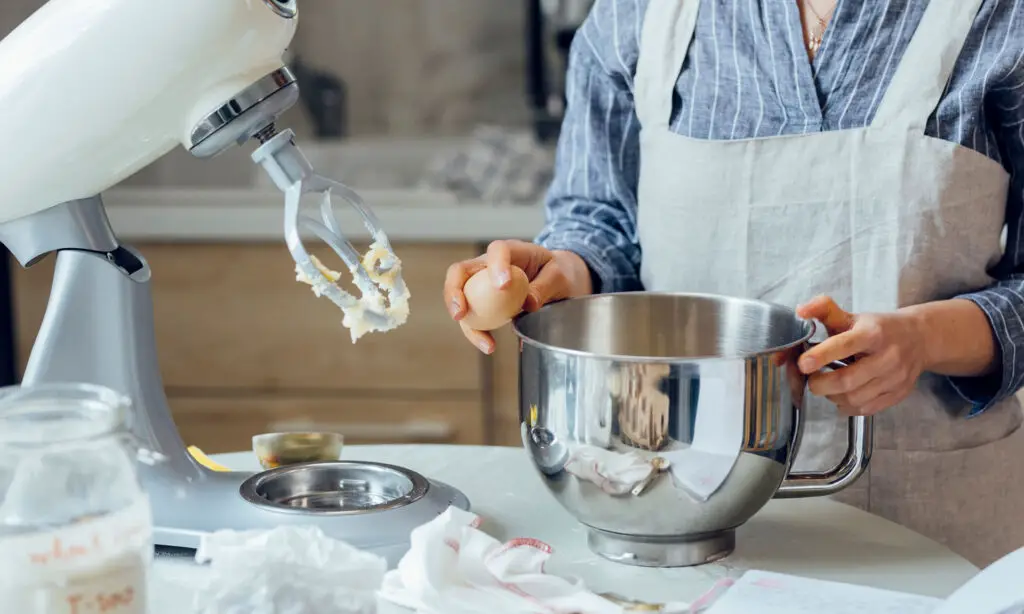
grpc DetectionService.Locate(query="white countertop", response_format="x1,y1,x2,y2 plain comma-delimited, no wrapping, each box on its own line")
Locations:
103,187,545,242
150,444,978,612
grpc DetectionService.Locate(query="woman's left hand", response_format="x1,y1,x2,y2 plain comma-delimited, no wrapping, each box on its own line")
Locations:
795,295,928,416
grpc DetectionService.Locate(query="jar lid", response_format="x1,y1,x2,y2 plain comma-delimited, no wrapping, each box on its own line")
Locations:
0,382,129,446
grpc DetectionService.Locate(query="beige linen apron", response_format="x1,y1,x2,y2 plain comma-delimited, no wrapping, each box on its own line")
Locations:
634,0,1024,566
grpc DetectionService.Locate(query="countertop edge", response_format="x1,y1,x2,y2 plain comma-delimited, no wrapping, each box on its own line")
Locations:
103,188,547,242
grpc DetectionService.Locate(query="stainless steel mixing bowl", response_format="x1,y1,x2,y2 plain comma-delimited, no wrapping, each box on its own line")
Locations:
511,292,873,567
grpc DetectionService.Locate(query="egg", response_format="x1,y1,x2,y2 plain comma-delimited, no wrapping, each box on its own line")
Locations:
462,266,530,331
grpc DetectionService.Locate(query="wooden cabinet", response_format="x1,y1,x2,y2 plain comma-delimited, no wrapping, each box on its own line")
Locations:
489,326,523,447
12,241,493,450
171,395,483,454
15,242,480,392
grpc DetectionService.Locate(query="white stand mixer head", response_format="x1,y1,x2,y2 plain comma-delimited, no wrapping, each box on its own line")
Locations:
0,0,297,222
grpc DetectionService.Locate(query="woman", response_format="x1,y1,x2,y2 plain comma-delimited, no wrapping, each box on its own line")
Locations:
443,0,1024,566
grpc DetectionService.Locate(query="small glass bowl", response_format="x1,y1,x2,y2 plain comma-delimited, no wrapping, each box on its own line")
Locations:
252,431,344,470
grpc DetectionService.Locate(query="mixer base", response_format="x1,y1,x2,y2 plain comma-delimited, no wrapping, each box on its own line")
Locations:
586,528,735,567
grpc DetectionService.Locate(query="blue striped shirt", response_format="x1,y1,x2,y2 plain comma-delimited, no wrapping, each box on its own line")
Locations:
535,0,1024,412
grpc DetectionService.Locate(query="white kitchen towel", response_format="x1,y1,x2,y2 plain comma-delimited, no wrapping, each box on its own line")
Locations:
190,525,387,614
563,445,655,495
378,506,627,614
663,362,747,501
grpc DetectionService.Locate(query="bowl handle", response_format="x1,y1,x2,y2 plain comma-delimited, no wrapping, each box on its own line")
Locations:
774,414,873,498
774,325,874,498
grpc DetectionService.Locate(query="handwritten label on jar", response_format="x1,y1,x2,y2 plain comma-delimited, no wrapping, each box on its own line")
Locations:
55,552,146,614
0,497,153,614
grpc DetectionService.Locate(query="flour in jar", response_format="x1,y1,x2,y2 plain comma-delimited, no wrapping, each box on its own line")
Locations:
0,497,153,614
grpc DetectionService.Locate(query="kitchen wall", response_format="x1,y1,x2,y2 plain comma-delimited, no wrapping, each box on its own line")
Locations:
0,1,532,138
0,1,534,187
292,1,532,137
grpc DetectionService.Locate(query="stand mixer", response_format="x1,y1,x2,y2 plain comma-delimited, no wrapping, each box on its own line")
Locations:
0,0,468,566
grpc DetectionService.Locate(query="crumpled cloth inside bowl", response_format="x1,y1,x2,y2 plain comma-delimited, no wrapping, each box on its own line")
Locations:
563,445,655,496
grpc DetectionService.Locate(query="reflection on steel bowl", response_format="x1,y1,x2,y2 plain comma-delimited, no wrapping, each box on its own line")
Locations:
511,292,873,568
252,432,344,470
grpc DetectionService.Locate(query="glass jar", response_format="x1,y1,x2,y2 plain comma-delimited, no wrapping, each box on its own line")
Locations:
0,383,152,614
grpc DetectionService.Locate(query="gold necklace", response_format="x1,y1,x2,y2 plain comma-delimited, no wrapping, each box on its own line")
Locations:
804,1,836,55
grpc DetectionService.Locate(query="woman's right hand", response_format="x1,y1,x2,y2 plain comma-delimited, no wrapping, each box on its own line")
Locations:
443,240,593,354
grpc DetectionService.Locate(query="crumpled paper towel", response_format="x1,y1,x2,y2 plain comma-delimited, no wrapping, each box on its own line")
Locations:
378,506,625,614
563,445,655,496
190,525,387,614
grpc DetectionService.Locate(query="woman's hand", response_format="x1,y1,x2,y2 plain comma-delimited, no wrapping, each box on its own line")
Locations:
443,240,593,354
795,296,929,416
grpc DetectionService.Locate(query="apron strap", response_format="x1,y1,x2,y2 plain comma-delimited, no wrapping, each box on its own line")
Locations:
871,0,986,133
634,0,700,130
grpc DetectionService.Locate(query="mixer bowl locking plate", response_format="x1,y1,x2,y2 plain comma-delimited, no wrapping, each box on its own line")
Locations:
236,459,470,565
239,461,431,514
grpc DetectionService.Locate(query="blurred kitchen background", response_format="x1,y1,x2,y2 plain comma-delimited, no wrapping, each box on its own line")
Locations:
0,0,593,452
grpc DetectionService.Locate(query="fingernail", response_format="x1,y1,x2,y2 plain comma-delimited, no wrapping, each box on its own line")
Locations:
524,291,540,311
450,298,462,318
477,340,492,354
799,356,817,372
494,270,510,288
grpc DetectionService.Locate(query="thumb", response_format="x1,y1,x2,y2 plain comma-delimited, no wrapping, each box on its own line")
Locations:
485,240,513,289
523,261,570,312
796,295,856,334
